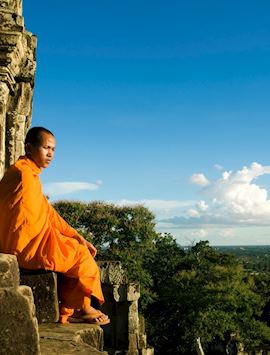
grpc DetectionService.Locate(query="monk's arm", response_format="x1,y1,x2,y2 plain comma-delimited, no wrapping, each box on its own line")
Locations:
45,198,97,257
45,197,77,237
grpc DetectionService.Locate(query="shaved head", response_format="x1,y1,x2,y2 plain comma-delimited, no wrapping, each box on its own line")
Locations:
25,127,54,147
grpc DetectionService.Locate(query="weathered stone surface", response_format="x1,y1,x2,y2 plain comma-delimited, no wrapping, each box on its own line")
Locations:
0,0,36,178
20,269,59,323
0,0,22,16
99,261,128,285
141,348,154,355
0,253,40,355
112,283,140,303
127,334,139,354
0,286,40,354
128,301,139,334
138,315,147,349
39,323,107,355
0,253,19,288
77,327,104,351
0,81,9,174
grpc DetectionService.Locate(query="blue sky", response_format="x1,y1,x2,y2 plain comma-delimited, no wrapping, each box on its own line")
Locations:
23,0,270,245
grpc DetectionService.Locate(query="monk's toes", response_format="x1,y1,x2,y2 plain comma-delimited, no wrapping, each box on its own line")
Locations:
96,314,109,322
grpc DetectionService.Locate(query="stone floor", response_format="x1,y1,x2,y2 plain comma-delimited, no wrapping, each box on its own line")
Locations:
39,323,108,355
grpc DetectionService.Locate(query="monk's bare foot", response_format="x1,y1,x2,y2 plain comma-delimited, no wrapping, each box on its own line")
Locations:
70,306,110,325
81,306,103,318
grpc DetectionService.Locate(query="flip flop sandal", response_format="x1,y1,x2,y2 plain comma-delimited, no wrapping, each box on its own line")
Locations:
68,314,110,325
84,316,110,326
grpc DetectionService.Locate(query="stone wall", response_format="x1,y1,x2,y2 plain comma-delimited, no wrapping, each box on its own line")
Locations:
0,0,36,178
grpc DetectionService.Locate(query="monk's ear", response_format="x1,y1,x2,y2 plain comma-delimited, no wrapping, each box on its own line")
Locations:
25,143,32,156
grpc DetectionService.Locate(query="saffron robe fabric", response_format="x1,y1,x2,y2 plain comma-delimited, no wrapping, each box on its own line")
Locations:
0,156,104,308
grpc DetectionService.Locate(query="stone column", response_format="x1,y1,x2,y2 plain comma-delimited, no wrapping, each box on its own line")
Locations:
98,261,154,355
0,0,36,178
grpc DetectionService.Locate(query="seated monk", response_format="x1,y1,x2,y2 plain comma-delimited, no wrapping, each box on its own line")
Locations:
0,126,109,325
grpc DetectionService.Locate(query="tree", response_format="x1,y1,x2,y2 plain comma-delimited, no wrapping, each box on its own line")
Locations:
147,241,270,354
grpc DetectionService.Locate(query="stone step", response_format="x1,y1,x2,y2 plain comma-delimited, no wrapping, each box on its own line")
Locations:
39,323,108,355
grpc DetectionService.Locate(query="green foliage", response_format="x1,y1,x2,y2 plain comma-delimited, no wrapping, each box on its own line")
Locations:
54,201,270,354
253,272,270,327
215,245,270,273
146,241,270,354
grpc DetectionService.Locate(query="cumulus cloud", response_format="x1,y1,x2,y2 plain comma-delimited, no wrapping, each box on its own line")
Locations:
163,162,270,228
196,200,208,211
190,173,210,186
204,162,270,223
190,229,208,238
44,181,102,196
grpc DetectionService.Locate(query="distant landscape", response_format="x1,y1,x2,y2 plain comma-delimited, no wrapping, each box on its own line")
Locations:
215,245,270,272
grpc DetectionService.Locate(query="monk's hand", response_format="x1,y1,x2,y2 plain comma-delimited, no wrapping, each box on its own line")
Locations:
86,241,97,257
73,234,97,257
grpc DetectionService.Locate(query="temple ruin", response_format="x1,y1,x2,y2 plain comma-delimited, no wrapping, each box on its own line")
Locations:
0,0,36,179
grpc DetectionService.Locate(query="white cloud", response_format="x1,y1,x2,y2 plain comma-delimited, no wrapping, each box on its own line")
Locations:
196,200,208,211
163,226,270,246
190,229,208,238
163,162,270,228
190,173,210,186
204,162,270,224
44,181,102,196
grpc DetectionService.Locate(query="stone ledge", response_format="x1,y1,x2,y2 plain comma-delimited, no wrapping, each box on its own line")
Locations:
39,323,108,355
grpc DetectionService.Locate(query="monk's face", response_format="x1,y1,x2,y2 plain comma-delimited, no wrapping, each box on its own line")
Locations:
26,132,56,169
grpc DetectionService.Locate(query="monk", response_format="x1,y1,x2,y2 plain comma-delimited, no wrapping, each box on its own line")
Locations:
0,126,109,325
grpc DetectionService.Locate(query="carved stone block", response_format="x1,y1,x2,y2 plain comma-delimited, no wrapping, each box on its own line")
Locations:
0,253,19,288
0,286,40,354
20,269,59,323
0,0,22,16
99,261,128,285
112,283,140,302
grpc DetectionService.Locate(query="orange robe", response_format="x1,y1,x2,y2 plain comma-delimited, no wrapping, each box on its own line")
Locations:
0,156,104,310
